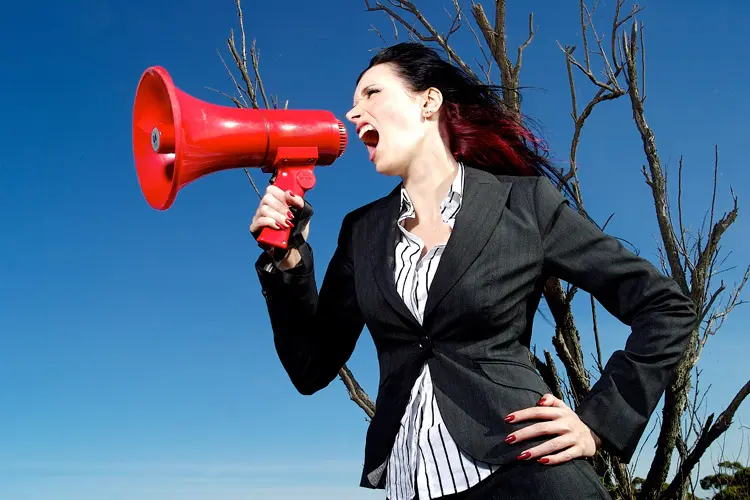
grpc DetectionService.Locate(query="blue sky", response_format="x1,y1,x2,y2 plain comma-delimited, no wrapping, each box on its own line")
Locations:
1,1,748,499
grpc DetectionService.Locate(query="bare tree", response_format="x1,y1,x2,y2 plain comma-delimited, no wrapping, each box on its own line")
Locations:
217,0,747,498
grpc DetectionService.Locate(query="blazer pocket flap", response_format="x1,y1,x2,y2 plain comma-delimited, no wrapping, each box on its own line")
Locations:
476,360,550,396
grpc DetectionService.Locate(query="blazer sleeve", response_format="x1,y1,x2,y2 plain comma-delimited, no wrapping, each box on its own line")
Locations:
254,212,366,396
533,176,697,463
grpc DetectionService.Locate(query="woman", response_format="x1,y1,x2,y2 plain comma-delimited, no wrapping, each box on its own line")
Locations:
250,43,697,500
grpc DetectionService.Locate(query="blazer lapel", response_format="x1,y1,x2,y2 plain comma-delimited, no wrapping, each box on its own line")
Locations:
367,185,425,330
423,168,512,322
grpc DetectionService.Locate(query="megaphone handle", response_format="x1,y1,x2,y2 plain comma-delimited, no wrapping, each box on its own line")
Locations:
256,165,317,250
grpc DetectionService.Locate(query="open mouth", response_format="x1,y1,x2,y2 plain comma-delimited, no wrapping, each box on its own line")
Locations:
358,123,380,159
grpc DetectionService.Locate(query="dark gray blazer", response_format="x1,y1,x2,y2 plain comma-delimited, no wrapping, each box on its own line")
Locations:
254,166,697,494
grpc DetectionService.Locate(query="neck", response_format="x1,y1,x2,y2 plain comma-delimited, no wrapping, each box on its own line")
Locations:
401,140,459,222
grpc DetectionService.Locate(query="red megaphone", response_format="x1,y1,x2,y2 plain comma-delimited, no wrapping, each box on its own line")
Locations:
132,65,348,250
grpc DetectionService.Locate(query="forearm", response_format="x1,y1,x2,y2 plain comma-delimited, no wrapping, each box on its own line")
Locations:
570,252,696,459
576,284,696,460
255,232,365,395
256,244,327,392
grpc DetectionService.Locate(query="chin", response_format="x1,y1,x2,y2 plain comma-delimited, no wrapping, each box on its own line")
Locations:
373,161,402,177
372,154,408,177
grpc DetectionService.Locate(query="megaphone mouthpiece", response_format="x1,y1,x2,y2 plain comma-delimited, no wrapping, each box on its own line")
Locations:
132,66,348,234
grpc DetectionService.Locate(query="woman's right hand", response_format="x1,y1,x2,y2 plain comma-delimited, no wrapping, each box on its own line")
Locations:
250,185,310,270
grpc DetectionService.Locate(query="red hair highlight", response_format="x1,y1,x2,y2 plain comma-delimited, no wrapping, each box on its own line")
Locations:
441,102,547,177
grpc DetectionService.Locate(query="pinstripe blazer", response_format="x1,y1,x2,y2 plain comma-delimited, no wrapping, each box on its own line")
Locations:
254,165,697,497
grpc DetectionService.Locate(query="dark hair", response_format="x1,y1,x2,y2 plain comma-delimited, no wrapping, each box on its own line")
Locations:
358,42,579,207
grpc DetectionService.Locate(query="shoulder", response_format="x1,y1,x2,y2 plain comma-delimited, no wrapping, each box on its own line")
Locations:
478,169,556,194
465,164,544,191
469,167,563,210
463,166,572,233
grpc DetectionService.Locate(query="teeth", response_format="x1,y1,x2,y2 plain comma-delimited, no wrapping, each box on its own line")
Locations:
358,124,375,139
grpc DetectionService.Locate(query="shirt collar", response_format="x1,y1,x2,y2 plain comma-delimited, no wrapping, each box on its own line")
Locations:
399,162,465,224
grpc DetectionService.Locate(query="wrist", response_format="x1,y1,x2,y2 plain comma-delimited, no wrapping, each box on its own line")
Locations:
591,429,602,449
274,248,302,271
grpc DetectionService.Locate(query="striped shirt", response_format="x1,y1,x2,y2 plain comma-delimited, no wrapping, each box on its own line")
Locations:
384,163,499,500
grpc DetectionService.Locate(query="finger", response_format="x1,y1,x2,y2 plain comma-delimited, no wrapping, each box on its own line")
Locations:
505,420,570,444
250,216,282,233
506,406,566,423
265,184,288,201
536,444,584,465
537,393,568,409
515,434,576,462
258,204,291,228
262,190,294,217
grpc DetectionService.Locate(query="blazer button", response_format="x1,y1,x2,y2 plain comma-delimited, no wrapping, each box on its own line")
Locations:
418,336,432,350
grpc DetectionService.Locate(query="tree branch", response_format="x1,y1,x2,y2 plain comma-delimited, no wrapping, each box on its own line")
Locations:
339,365,376,420
660,379,750,500
622,21,688,294
470,0,535,114
533,350,564,401
364,0,475,79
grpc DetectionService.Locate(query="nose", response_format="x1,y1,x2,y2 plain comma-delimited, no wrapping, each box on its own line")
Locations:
345,104,361,124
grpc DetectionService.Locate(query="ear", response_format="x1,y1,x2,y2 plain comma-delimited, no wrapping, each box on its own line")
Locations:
421,87,443,118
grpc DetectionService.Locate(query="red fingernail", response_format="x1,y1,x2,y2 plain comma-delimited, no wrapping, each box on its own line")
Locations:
517,452,531,460
287,219,294,227
287,211,294,219
504,435,516,444
538,458,550,464
504,415,515,423
537,397,547,405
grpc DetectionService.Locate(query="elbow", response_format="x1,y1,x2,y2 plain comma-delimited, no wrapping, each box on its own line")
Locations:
655,288,699,361
276,351,329,396
290,376,325,396
631,281,698,356
672,286,699,342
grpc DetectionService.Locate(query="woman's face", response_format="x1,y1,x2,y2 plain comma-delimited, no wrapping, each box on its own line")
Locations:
346,63,437,177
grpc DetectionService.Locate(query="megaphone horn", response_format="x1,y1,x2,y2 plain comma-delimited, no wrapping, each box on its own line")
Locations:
132,65,348,250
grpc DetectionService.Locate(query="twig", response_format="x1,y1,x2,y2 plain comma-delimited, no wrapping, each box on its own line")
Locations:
364,0,474,78
338,365,376,419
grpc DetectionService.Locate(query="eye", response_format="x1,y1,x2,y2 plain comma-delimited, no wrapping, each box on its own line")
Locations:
366,88,380,97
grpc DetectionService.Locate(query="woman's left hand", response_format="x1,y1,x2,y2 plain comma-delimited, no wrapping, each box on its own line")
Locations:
504,393,602,465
